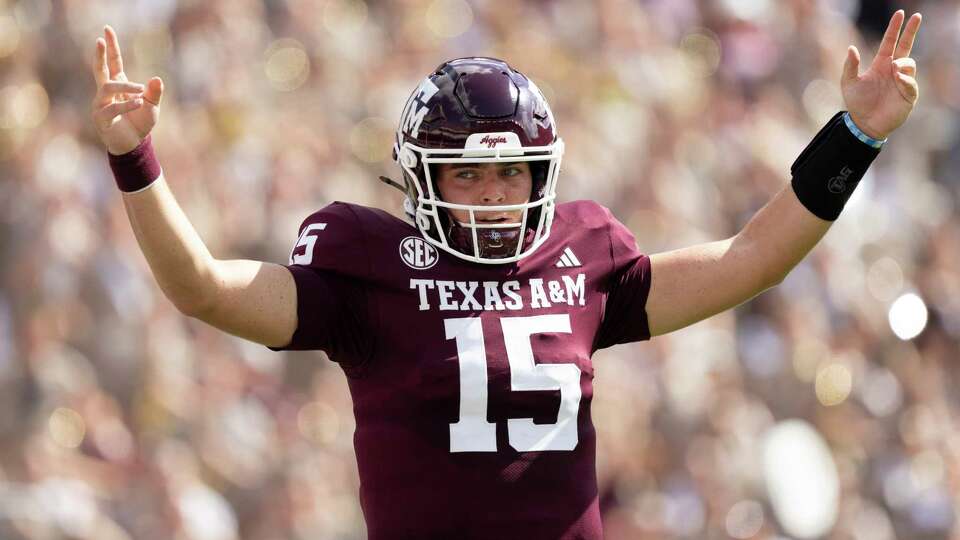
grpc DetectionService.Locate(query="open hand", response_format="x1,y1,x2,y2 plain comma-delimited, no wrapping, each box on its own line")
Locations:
842,10,922,140
90,26,164,155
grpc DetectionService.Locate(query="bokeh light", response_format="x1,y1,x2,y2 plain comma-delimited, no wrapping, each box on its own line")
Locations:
679,30,721,78
176,483,239,540
858,366,903,417
349,117,393,163
12,82,49,129
815,363,852,407
264,39,310,92
720,0,773,21
763,420,839,538
48,407,86,449
725,499,764,539
297,401,340,445
425,0,473,39
888,293,928,340
39,133,81,193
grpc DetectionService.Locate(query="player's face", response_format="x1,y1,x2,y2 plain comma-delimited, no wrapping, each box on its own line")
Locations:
435,162,533,225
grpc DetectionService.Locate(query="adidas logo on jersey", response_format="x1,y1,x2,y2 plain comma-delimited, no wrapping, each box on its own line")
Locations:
555,247,581,268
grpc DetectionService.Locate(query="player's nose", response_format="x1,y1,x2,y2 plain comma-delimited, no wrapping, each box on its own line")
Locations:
479,170,506,204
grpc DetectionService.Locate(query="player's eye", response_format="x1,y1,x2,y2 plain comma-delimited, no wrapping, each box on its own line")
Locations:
454,169,479,180
500,166,522,177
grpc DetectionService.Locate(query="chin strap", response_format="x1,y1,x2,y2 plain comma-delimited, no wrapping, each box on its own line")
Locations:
378,175,407,193
380,175,417,224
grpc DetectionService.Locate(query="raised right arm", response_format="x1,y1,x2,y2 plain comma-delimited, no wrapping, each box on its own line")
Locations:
120,175,297,347
92,26,296,348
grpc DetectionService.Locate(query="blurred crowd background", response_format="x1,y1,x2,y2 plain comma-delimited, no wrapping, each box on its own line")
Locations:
0,0,958,538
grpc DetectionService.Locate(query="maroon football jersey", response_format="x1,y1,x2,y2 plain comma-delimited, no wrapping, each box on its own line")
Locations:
271,200,652,540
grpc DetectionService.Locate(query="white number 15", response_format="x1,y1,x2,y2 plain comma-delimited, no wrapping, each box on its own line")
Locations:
445,314,582,453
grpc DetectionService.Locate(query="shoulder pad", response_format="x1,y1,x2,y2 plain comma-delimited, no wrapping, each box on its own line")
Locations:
555,200,617,230
288,201,371,276
559,200,640,263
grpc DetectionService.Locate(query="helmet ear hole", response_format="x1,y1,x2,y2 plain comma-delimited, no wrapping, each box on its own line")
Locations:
416,213,431,230
400,147,419,168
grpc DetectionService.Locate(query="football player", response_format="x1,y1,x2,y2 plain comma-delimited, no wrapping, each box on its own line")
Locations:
91,10,921,539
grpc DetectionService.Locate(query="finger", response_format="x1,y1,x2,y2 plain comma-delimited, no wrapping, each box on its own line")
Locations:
94,80,144,108
104,25,125,80
876,9,905,59
893,57,916,77
95,98,143,129
842,45,861,84
894,13,922,59
101,81,145,95
93,38,109,86
143,77,163,107
895,72,919,102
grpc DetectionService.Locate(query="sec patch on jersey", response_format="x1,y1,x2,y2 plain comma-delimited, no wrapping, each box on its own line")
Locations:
399,235,439,270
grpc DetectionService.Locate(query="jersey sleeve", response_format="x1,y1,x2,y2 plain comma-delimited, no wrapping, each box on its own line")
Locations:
593,208,653,350
268,202,374,365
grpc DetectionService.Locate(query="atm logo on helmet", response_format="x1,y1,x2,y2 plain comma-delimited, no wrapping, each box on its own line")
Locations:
400,78,440,138
479,135,508,148
400,236,439,270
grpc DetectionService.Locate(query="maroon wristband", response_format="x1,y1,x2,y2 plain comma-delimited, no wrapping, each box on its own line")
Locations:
108,135,162,193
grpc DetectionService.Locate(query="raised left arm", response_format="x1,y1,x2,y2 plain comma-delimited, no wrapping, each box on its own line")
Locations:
644,10,921,337
646,185,828,337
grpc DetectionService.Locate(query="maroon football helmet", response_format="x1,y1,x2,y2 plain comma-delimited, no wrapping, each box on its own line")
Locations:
392,57,564,264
